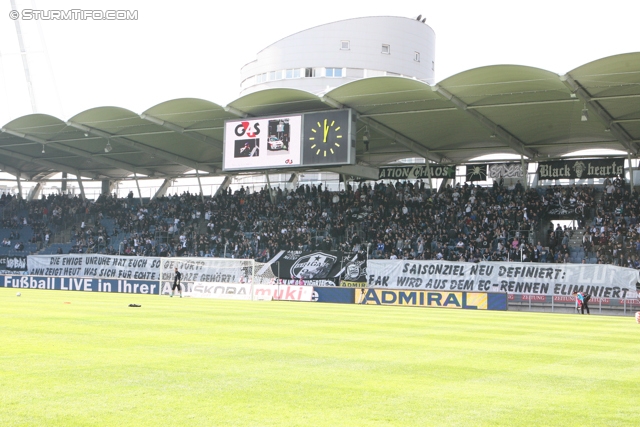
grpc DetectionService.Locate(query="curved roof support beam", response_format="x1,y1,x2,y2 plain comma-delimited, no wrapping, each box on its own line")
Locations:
67,121,220,175
214,175,233,197
2,127,156,177
360,118,447,164
612,118,640,124
0,146,98,179
27,181,43,201
287,173,299,188
76,174,86,201
561,74,639,155
31,171,57,182
326,164,379,181
591,94,640,101
15,172,23,199
224,106,250,118
432,85,537,159
139,114,223,150
151,177,175,200
0,161,23,178
320,96,446,164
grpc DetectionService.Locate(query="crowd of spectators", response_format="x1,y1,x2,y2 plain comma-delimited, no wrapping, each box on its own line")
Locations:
1,175,639,269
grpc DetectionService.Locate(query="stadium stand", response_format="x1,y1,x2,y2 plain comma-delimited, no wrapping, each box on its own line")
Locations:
1,173,638,270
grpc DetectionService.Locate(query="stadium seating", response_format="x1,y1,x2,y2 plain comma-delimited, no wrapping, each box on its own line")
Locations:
0,178,638,270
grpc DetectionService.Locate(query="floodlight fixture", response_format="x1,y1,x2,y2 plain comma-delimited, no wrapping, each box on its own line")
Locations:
363,126,370,151
581,104,588,122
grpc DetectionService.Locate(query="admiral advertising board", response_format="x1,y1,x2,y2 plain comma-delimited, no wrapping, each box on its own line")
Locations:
355,288,507,310
223,110,355,171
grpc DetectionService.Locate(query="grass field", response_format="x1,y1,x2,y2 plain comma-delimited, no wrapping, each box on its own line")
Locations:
1,288,639,427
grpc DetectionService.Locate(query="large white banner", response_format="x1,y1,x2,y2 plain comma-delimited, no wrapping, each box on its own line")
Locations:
159,257,253,284
28,255,255,285
28,254,161,280
367,260,640,299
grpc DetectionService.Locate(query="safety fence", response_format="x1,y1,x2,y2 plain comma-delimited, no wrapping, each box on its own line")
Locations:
508,293,640,315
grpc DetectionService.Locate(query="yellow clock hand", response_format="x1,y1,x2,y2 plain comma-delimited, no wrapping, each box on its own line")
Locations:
323,119,329,143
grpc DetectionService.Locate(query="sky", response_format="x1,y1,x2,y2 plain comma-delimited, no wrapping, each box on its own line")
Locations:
0,0,639,127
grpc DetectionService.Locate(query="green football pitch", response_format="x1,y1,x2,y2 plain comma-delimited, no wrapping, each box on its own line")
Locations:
2,288,639,427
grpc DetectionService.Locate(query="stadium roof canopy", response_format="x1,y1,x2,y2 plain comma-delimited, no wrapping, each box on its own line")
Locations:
1,52,639,181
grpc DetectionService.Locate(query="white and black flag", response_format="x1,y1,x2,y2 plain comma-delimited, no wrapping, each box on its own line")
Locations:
466,164,487,181
0,255,27,271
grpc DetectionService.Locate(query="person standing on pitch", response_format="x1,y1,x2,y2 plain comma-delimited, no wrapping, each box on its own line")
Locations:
171,267,182,298
572,291,591,315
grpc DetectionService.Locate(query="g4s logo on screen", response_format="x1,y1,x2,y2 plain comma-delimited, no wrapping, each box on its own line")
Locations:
235,121,261,138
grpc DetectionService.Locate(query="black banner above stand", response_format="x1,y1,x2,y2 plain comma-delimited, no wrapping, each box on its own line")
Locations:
537,158,624,180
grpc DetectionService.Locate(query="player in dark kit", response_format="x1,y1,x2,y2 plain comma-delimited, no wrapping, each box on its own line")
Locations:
171,267,182,298
572,291,591,314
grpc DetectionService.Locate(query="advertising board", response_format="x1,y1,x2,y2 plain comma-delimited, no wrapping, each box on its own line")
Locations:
223,114,303,171
1,275,159,294
223,110,354,171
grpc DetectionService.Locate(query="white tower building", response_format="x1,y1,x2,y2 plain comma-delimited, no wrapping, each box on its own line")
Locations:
240,16,436,96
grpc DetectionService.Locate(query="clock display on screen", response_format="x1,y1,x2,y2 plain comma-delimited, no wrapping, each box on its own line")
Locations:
302,110,351,166
309,118,343,157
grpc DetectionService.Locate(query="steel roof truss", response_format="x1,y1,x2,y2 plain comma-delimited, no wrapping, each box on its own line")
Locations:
432,85,537,159
561,74,639,155
0,146,99,179
2,127,157,177
139,113,223,150
320,95,446,164
66,121,219,175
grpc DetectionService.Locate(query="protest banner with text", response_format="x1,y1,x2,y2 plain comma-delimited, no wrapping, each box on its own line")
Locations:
367,260,639,299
